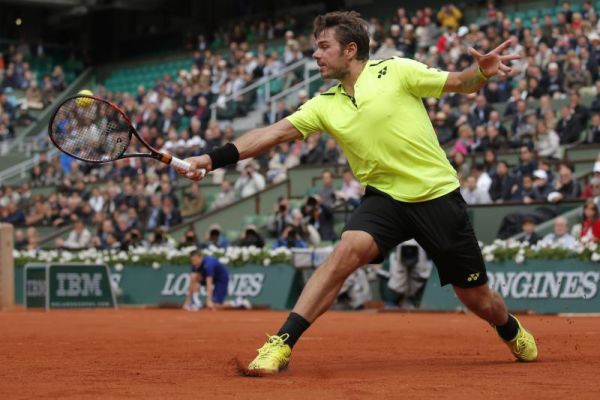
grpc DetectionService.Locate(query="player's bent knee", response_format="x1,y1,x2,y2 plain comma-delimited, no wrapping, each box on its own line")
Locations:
325,241,363,278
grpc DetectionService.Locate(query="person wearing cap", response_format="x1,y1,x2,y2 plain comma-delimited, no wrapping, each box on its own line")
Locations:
179,11,537,372
235,225,265,248
201,224,230,249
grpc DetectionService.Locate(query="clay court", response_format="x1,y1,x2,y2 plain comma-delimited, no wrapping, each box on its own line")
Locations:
0,310,599,399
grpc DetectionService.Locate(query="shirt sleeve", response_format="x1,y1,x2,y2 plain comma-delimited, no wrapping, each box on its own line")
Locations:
395,58,449,99
286,95,325,140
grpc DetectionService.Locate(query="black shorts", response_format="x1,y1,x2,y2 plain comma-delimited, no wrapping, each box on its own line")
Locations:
344,186,487,288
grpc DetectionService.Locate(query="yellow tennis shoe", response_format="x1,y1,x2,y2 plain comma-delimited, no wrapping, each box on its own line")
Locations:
502,316,538,362
247,333,292,374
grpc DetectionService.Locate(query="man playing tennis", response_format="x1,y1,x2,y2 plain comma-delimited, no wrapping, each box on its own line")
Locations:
179,11,537,374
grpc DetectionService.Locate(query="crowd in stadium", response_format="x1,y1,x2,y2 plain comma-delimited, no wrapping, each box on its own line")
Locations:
4,1,600,249
0,44,71,142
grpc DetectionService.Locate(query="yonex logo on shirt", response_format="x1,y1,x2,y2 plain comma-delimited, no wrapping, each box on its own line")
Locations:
377,66,387,78
467,273,480,282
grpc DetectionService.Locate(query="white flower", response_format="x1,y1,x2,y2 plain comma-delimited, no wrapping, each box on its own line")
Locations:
132,255,140,262
515,254,525,264
263,258,271,266
218,257,229,265
13,249,20,258
588,243,598,252
114,263,124,272
484,253,495,262
591,253,600,262
152,262,161,270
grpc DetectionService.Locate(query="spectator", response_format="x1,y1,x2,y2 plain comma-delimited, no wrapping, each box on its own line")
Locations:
584,113,600,144
26,80,43,110
581,165,600,199
549,163,581,202
179,228,200,249
486,125,508,150
563,58,592,94
532,169,554,200
489,161,518,202
267,196,292,238
470,163,492,193
272,224,308,249
535,120,560,159
511,174,542,203
512,145,537,179
235,224,265,248
55,219,92,250
579,198,600,242
266,141,299,184
156,197,183,229
539,62,564,97
322,138,341,164
437,4,462,30
460,176,492,204
302,195,335,241
210,179,236,211
471,95,493,126
519,216,540,245
234,162,266,198
540,216,577,249
556,106,584,144
335,169,362,208
451,124,474,156
318,170,337,208
433,111,454,144
201,224,229,249
300,134,324,164
451,152,470,180
181,182,206,216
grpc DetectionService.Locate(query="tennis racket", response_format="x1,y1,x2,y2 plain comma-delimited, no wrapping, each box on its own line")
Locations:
48,94,205,176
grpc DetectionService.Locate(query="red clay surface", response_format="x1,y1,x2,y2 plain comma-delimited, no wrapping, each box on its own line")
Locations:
1,309,599,399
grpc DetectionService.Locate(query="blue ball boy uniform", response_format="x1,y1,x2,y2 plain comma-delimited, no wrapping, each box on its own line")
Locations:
191,255,230,303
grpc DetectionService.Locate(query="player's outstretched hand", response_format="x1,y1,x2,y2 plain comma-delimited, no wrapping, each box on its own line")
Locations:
177,155,212,181
469,38,520,79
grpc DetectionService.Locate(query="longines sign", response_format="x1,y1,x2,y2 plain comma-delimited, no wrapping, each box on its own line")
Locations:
160,272,266,297
421,260,600,313
488,271,600,300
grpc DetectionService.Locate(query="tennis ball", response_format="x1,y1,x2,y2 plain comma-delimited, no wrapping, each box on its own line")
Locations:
76,89,94,108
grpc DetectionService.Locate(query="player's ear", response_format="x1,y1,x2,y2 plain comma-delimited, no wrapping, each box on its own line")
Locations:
345,42,358,60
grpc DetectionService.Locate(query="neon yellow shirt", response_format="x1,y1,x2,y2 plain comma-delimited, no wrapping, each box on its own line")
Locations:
287,57,458,202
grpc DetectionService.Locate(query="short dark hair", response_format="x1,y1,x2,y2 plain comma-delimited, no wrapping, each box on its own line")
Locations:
190,250,202,258
313,11,370,61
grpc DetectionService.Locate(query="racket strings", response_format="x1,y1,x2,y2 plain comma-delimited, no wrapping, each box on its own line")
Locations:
49,97,131,162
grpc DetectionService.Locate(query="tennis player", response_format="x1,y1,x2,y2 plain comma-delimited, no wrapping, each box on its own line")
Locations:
179,11,537,373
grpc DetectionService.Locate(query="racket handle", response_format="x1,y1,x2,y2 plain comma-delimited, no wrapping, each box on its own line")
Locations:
170,156,206,177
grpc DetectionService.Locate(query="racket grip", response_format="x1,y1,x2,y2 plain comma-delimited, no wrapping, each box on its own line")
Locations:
169,156,191,171
170,156,206,177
